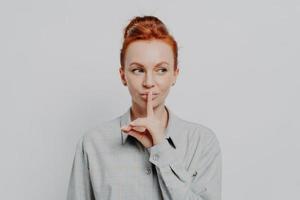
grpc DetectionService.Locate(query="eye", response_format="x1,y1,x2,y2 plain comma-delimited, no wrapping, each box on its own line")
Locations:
131,67,168,74
157,68,168,73
132,68,144,74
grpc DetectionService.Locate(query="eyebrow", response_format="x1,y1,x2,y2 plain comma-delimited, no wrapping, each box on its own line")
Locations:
129,61,169,68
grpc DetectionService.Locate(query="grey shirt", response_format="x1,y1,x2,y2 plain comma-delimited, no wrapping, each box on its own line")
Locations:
67,105,222,200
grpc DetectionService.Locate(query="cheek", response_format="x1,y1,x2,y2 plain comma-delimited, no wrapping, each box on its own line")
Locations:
157,78,173,91
127,82,141,96
160,85,171,93
126,76,140,88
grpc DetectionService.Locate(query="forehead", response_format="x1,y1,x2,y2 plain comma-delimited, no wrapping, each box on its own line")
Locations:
125,40,174,66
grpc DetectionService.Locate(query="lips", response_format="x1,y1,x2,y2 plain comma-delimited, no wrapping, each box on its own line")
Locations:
140,93,159,100
140,92,159,95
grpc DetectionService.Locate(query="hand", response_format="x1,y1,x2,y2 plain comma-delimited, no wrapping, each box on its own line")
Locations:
121,90,166,148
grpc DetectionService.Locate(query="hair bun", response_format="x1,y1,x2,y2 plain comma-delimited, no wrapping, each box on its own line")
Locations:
124,16,169,39
120,15,178,69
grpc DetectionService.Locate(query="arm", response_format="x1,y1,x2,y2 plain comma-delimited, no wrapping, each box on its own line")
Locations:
147,132,222,200
66,136,95,200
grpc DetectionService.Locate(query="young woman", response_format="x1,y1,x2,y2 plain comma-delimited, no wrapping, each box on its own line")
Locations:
67,16,222,200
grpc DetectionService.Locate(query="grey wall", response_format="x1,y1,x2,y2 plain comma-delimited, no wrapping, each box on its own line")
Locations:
1,0,299,199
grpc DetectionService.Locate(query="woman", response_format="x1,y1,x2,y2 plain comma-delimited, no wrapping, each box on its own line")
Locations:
67,16,222,200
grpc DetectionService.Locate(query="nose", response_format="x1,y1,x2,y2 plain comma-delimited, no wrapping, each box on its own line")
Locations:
143,72,155,88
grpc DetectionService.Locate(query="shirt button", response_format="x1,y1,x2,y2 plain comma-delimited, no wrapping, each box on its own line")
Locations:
192,171,198,177
153,154,159,161
145,167,152,175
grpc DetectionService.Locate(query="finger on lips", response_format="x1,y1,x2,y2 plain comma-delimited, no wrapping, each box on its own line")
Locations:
122,90,154,134
147,90,154,117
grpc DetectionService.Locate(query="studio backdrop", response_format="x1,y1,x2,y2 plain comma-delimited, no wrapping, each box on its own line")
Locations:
1,0,299,199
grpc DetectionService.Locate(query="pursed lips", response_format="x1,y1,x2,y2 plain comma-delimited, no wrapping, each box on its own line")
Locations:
140,92,159,100
140,90,159,95
140,92,159,95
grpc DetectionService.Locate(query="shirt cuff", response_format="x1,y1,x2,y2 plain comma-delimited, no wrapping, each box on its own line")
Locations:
146,138,176,168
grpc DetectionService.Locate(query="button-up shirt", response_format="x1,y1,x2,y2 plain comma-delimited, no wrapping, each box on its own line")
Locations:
67,105,222,200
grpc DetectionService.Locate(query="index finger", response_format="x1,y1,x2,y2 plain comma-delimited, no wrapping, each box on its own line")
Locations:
147,90,154,117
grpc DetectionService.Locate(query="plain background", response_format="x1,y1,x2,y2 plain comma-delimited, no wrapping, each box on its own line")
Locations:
1,0,299,199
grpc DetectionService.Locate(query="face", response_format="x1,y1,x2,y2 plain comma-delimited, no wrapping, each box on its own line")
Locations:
119,39,179,110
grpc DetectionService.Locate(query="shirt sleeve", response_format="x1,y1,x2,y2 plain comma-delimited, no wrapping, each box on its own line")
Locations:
146,132,222,200
66,136,95,200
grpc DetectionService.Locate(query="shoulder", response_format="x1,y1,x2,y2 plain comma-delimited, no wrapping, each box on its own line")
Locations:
177,117,217,138
76,115,121,150
177,117,221,151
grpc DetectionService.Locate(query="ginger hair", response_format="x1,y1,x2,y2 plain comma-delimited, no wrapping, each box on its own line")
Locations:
120,16,178,70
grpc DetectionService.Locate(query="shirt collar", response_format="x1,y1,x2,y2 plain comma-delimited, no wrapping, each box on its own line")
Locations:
120,105,180,149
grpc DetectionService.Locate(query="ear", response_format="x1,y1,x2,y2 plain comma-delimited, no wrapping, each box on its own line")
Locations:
173,67,180,82
119,66,127,85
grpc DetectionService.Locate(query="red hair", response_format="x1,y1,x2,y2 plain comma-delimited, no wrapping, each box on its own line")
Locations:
120,16,178,70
